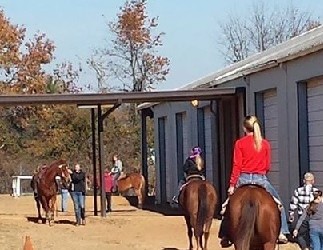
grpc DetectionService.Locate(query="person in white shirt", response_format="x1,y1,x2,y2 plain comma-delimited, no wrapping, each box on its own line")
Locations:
111,154,123,192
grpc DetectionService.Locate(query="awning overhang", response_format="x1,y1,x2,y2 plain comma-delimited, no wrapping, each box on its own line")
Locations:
0,87,242,106
136,87,244,110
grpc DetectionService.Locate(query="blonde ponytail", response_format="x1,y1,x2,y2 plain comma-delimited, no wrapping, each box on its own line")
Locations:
253,121,263,151
243,115,263,151
195,155,204,171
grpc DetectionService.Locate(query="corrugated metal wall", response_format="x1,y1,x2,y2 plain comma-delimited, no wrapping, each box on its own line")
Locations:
263,89,280,192
307,79,323,190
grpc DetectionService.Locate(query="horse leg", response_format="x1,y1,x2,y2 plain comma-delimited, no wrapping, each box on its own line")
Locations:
45,209,50,226
50,196,56,226
40,196,50,225
203,219,213,250
36,198,42,223
185,215,193,250
198,236,203,250
134,188,142,209
194,235,201,250
44,197,53,226
54,198,58,217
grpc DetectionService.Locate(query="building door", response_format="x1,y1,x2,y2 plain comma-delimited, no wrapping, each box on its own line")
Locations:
263,89,280,192
217,95,242,203
306,79,323,190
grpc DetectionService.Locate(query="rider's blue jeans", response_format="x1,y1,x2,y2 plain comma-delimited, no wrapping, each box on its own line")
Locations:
237,173,290,235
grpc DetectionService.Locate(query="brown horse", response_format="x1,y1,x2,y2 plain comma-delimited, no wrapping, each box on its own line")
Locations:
179,177,218,250
33,159,71,226
117,173,146,209
228,185,281,250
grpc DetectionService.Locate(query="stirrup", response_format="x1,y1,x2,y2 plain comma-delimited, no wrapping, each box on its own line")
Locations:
172,196,178,204
277,233,288,244
272,196,283,211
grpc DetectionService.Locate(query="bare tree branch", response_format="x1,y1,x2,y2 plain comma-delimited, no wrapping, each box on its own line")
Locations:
218,1,321,64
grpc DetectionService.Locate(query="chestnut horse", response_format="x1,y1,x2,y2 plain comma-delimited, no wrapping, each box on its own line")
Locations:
32,159,71,226
179,177,218,250
228,185,281,250
117,173,146,209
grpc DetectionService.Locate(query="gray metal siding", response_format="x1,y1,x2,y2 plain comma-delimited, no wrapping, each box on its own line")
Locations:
307,79,323,190
263,89,280,192
176,113,184,182
197,108,206,176
157,117,167,203
204,107,214,183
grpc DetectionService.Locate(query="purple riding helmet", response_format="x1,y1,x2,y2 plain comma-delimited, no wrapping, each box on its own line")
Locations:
189,146,202,159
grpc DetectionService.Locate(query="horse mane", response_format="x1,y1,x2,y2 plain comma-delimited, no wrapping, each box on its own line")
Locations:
48,159,67,168
41,159,67,180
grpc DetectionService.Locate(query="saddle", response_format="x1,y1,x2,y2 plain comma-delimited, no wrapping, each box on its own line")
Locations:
241,184,283,208
186,174,205,182
179,174,205,194
220,184,283,215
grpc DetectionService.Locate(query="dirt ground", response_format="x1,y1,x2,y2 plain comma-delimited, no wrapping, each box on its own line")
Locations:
0,194,300,250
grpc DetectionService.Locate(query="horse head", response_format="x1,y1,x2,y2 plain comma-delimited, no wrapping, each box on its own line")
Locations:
57,161,72,187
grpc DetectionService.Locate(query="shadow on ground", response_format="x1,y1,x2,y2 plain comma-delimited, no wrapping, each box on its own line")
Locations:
143,196,183,216
26,216,74,225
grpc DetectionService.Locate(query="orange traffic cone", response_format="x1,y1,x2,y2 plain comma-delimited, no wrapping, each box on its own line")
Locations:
23,235,34,250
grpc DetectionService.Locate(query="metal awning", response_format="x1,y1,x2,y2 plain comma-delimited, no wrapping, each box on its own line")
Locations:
0,87,241,106
0,86,243,217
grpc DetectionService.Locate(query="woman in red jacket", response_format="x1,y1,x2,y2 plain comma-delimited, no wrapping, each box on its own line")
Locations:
104,168,113,213
219,115,289,246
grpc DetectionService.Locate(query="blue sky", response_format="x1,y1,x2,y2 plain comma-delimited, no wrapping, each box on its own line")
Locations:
0,1,322,91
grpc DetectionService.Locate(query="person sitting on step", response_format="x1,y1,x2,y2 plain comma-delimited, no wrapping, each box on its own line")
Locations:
172,146,205,204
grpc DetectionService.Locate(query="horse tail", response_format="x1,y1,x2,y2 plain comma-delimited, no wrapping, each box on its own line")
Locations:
140,175,146,204
196,183,207,237
237,198,258,249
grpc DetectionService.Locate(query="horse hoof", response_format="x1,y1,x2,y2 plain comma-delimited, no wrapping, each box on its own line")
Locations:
37,219,42,224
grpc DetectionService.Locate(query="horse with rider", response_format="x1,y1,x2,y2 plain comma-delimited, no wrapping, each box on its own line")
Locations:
173,146,218,250
219,115,289,250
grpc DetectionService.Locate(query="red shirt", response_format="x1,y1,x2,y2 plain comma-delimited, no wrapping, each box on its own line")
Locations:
229,135,271,186
104,172,113,193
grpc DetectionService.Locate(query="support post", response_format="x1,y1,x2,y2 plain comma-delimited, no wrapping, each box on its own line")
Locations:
97,105,106,217
141,110,149,196
91,108,98,216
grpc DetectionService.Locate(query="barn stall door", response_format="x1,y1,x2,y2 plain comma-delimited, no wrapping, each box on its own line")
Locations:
263,89,280,192
307,80,323,190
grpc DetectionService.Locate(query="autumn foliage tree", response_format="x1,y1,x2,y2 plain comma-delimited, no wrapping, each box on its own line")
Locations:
87,0,164,179
0,9,91,192
89,0,170,92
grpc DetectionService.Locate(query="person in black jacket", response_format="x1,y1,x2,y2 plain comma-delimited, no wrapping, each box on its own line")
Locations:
69,163,86,226
172,146,205,204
